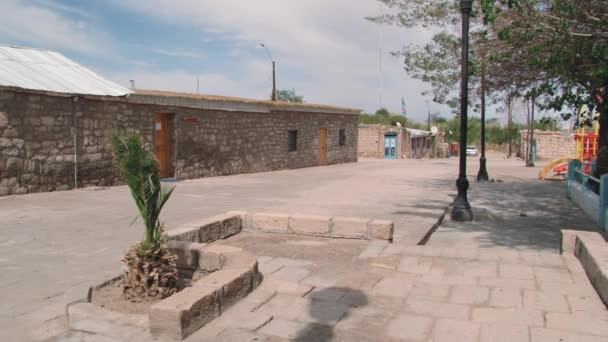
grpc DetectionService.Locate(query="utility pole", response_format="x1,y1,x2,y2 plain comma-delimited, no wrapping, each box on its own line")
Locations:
426,100,431,131
260,44,277,101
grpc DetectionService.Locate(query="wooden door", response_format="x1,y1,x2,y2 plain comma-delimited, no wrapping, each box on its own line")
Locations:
154,113,170,178
318,128,328,166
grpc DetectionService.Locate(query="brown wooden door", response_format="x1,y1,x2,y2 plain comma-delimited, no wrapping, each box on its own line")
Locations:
318,128,328,166
154,113,170,178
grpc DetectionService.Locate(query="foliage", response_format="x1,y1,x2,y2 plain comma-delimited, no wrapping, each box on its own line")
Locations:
108,130,178,300
359,108,409,127
276,88,304,103
535,117,560,131
375,107,391,118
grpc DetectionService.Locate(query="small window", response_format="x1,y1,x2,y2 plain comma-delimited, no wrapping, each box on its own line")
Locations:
288,130,298,152
339,129,346,146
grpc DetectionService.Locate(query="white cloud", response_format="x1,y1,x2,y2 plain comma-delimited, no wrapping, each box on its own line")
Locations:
111,0,447,120
0,0,109,55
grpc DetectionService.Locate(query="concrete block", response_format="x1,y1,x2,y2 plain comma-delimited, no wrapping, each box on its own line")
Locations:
225,210,248,232
433,318,480,342
288,214,332,236
489,288,523,308
545,312,608,336
403,298,470,319
368,219,394,241
531,327,605,342
198,219,222,243
252,213,290,233
472,308,544,326
166,241,206,270
330,216,370,239
574,232,608,306
561,229,578,254
387,314,433,341
149,285,221,340
479,323,529,342
207,212,242,239
450,285,490,305
165,226,200,243
498,263,534,280
198,245,243,271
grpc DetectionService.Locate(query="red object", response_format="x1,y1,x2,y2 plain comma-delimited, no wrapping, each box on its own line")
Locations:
553,163,568,175
574,132,599,174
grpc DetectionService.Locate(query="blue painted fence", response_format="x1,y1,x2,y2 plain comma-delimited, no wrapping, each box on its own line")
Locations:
566,160,608,231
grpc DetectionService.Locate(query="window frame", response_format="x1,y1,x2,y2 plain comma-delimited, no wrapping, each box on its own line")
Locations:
288,129,298,152
339,128,346,147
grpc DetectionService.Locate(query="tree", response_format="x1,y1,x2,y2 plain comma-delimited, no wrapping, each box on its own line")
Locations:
375,107,391,118
108,131,179,301
482,0,608,176
276,88,304,103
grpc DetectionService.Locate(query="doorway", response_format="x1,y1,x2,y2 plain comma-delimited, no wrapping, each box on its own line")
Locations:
318,128,328,166
384,134,398,159
154,113,171,178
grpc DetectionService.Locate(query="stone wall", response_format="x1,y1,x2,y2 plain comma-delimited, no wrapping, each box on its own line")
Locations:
520,129,575,160
358,124,410,158
0,89,358,196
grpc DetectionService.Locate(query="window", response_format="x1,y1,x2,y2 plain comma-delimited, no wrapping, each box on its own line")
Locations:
288,130,298,152
339,129,346,146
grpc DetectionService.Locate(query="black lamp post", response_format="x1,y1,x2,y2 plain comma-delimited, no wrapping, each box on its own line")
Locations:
477,57,489,181
451,0,474,222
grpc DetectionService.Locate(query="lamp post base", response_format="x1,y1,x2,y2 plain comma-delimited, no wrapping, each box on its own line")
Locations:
451,177,473,222
477,157,489,181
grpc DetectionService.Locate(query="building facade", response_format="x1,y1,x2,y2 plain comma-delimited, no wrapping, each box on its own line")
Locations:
357,124,441,159
0,89,359,196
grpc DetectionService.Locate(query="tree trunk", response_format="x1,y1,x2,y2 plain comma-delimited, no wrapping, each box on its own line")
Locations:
507,97,513,158
596,100,608,178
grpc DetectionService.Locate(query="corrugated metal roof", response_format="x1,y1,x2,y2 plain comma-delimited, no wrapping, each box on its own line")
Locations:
406,128,433,137
0,45,130,97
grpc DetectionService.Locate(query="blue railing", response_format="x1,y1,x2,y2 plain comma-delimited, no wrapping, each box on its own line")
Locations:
567,159,608,230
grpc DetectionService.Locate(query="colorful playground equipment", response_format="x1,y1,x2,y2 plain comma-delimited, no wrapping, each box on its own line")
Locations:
538,106,600,180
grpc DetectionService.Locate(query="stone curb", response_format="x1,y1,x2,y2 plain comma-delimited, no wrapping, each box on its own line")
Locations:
571,230,608,306
246,212,394,241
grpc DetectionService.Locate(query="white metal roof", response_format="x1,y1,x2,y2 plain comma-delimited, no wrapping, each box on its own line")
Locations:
407,128,433,138
0,45,130,97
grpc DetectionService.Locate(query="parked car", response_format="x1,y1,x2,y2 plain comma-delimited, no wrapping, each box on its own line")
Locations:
466,145,478,156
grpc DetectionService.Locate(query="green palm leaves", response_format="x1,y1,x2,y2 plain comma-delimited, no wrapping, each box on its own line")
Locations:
108,131,174,254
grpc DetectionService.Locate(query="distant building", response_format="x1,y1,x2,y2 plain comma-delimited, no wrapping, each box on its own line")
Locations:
0,45,360,196
357,124,444,159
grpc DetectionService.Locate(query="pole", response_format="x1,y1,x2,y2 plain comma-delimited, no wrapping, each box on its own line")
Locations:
507,97,513,158
477,57,489,181
528,95,536,166
451,0,473,222
426,101,431,131
272,61,277,101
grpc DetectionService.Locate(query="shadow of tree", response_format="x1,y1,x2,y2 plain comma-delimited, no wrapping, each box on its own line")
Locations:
433,179,606,251
293,287,368,342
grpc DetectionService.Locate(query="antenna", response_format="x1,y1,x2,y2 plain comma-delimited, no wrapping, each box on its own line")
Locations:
378,2,383,109
197,75,200,94
129,80,135,90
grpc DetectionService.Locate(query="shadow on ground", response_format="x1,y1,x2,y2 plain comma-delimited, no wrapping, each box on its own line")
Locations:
430,179,604,251
294,287,367,342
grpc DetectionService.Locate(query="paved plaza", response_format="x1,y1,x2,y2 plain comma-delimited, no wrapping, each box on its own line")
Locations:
1,154,606,341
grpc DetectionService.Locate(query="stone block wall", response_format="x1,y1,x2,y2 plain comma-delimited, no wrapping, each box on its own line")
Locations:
357,124,409,158
0,89,358,196
520,130,576,160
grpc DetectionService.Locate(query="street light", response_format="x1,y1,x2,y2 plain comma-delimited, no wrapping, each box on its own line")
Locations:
260,43,277,101
451,0,474,222
477,55,489,181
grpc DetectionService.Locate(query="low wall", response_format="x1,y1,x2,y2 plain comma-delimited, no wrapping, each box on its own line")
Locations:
357,124,409,158
521,129,575,160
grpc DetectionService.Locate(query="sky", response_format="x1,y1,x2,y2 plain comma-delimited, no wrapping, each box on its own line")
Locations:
0,0,476,123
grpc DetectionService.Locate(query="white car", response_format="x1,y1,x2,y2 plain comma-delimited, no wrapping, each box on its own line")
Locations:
465,145,478,156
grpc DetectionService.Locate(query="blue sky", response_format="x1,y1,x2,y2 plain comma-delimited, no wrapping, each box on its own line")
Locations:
0,0,492,123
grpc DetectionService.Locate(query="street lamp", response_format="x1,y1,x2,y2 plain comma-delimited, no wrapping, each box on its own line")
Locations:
451,0,474,222
477,56,489,181
260,43,277,101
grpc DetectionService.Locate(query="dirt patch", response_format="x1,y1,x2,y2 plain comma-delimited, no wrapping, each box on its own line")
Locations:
92,271,208,315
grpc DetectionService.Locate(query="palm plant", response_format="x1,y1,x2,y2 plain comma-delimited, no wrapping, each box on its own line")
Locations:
108,130,179,301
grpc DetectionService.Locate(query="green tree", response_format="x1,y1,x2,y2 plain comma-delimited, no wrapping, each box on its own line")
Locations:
276,88,304,103
108,131,179,301
375,107,391,118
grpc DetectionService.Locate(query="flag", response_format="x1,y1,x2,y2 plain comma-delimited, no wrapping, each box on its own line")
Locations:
401,97,407,116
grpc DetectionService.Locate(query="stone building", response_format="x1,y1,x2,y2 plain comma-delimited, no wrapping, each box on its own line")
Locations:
0,46,359,196
357,124,441,159
520,129,576,160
